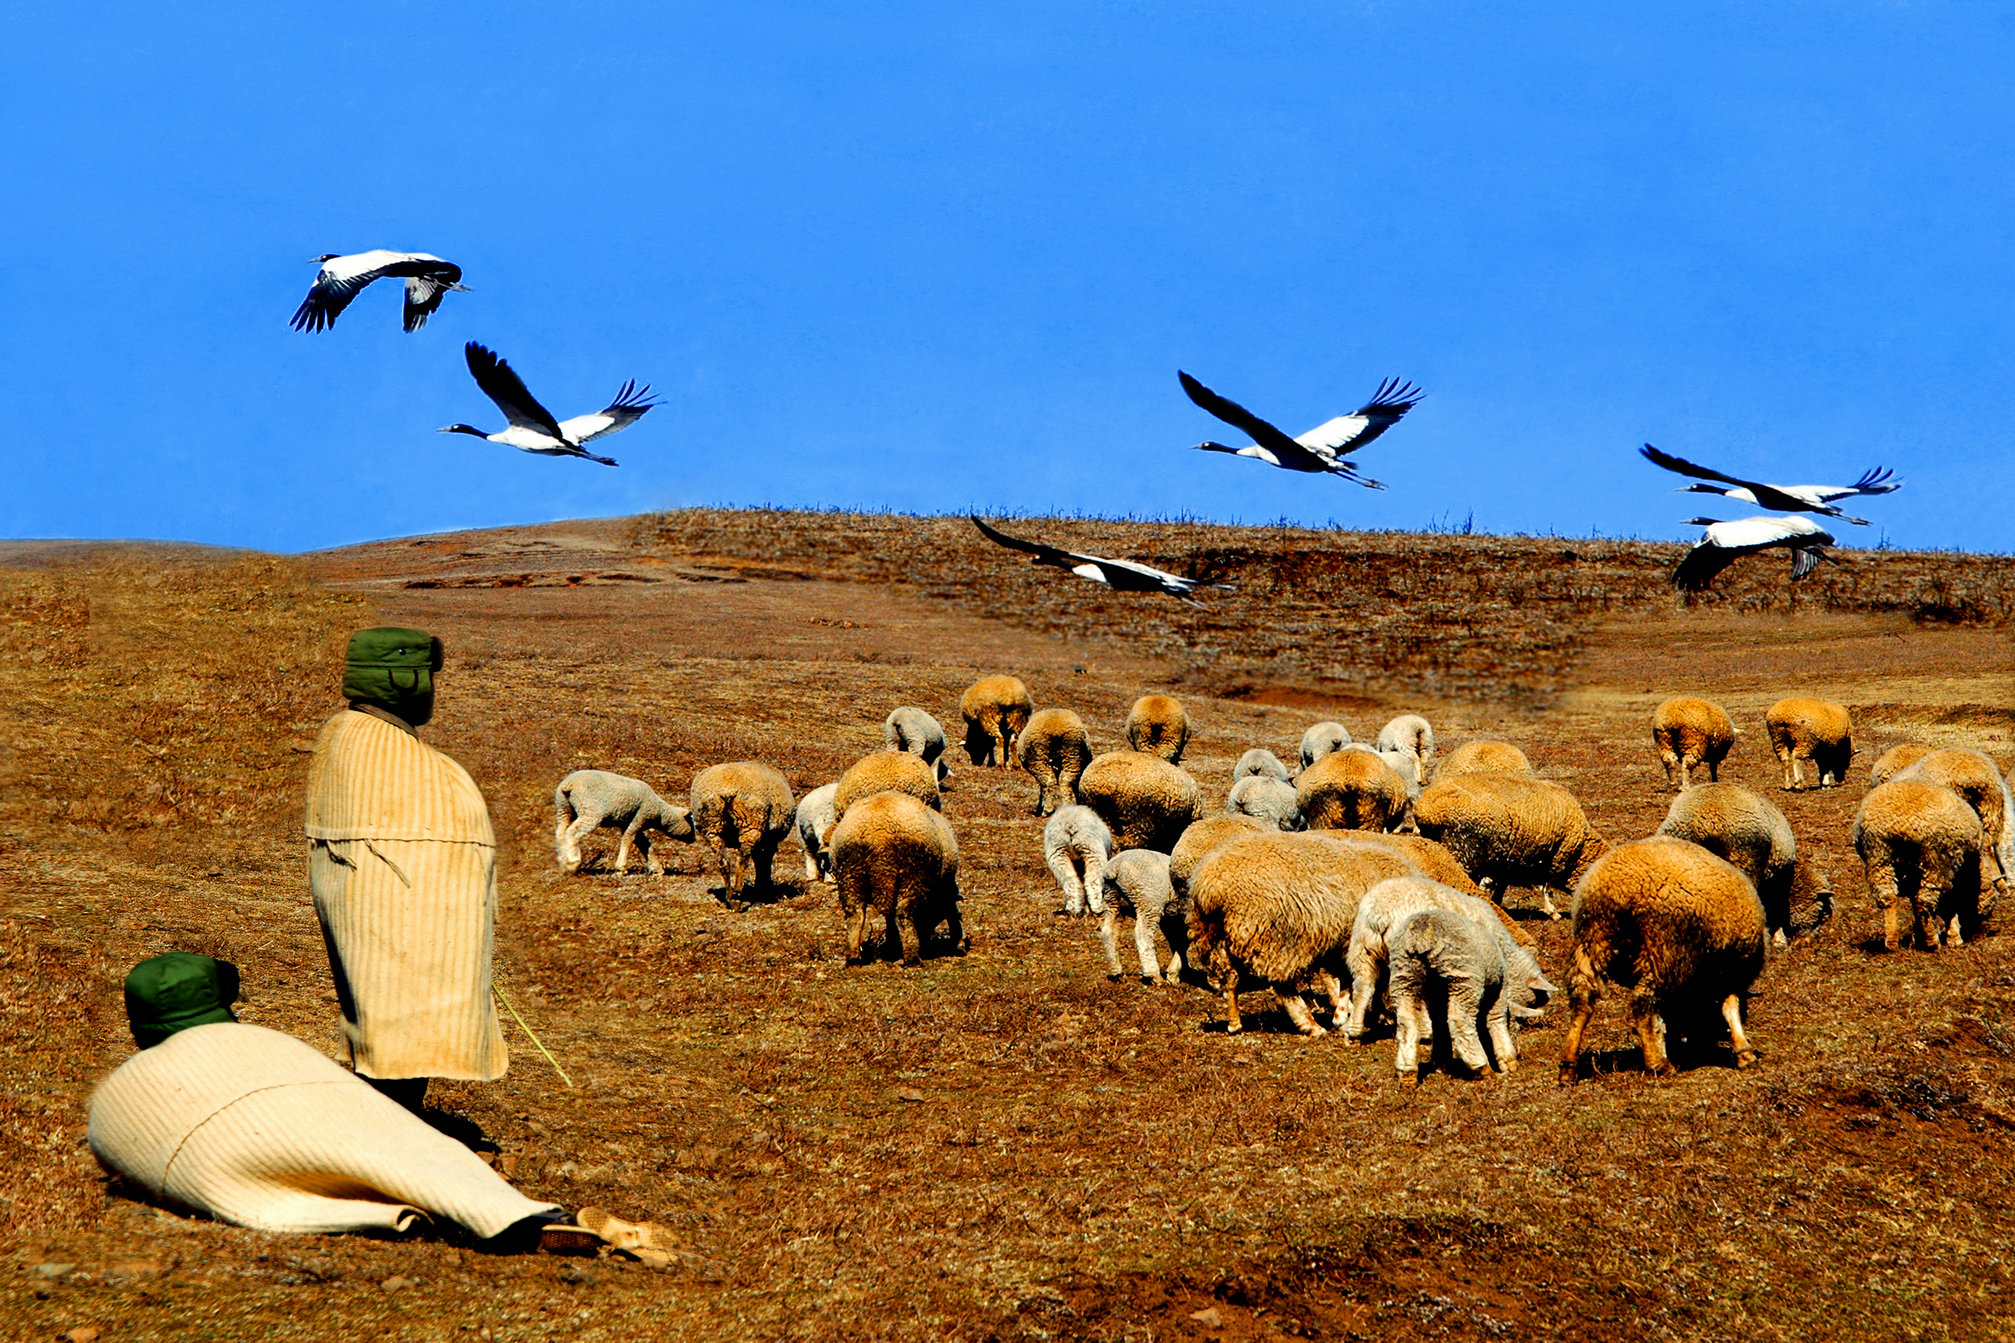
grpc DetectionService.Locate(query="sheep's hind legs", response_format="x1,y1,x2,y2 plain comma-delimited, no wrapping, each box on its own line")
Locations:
1721,993,1759,1069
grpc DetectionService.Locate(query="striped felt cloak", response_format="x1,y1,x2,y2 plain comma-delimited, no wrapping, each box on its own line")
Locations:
304,708,507,1080
89,1023,555,1236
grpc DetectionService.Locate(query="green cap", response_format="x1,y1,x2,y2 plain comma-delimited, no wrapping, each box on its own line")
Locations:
341,627,444,723
124,953,239,1049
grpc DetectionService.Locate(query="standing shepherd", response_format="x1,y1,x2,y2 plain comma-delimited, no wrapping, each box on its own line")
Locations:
305,628,506,1110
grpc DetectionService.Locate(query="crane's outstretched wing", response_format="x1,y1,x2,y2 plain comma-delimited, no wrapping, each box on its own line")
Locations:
971,516,1072,564
1178,372,1302,452
1296,378,1424,456
1832,466,1901,499
290,254,400,333
1640,444,1758,489
1672,541,1742,592
402,262,464,332
558,381,660,444
464,343,568,441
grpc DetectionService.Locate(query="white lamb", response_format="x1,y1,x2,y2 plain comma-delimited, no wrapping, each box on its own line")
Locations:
1344,875,1555,1049
795,782,840,882
1044,804,1115,916
1234,748,1293,783
884,706,952,781
1097,849,1188,983
553,769,694,876
1374,714,1434,799
1387,907,1516,1086
1226,775,1303,831
1299,721,1352,773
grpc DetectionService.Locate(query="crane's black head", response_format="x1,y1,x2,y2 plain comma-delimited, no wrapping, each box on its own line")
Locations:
1193,441,1237,455
438,424,486,438
1681,517,1725,528
1677,483,1724,495
311,254,340,263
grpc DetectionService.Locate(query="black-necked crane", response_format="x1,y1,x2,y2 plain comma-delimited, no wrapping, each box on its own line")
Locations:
970,517,1232,605
290,251,468,333
1178,371,1422,488
1641,445,1901,525
439,342,657,467
1672,515,1838,592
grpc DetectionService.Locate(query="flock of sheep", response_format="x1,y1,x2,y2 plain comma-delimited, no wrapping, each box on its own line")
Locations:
551,680,2015,1086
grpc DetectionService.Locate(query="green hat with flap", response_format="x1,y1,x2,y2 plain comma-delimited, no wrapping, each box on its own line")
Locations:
342,627,444,723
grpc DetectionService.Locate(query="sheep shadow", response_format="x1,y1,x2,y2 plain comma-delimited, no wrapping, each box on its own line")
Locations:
1567,1038,1758,1080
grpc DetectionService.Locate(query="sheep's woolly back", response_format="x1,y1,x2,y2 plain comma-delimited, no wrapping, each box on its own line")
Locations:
1765,698,1852,757
1352,878,1535,988
1652,697,1737,760
1343,834,1488,900
1187,832,1415,985
1227,775,1302,831
1126,695,1190,764
1043,804,1114,863
1168,815,1271,897
1895,748,2015,886
1855,778,1992,931
1657,782,1797,903
1569,836,1767,1003
830,790,960,916
1234,749,1292,784
1017,708,1094,808
1079,751,1204,852
1869,743,1934,788
1107,848,1176,917
883,707,950,775
689,762,796,846
833,752,942,821
556,770,684,830
1414,772,1604,892
1299,721,1352,772
1855,778,1984,855
1377,715,1436,769
1437,741,1533,780
1295,748,1407,832
960,676,1032,737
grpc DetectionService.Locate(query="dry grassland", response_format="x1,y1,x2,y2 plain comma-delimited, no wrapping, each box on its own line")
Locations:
3,512,2014,1342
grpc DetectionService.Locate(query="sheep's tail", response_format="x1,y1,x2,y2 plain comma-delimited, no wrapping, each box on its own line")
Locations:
554,783,575,825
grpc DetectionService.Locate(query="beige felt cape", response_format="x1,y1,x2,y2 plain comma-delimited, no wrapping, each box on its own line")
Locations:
305,708,507,1080
89,1024,557,1237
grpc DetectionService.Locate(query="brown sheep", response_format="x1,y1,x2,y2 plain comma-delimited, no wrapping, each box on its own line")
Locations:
1893,748,2015,900
1436,741,1533,780
959,675,1033,767
1079,751,1204,852
1016,707,1093,815
1854,779,1987,951
1765,697,1854,790
689,762,797,911
1167,815,1271,902
829,791,963,965
830,751,941,828
1413,772,1605,918
1657,782,1830,946
1296,748,1408,833
1868,742,1933,788
1559,837,1768,1082
1125,694,1190,764
1185,832,1417,1035
1652,696,1737,790
1343,833,1490,900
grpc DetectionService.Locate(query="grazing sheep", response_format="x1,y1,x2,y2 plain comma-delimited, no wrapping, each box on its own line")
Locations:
884,707,952,781
1559,837,1768,1083
1657,782,1830,946
1185,832,1416,1036
1126,694,1190,764
1344,833,1491,902
1869,742,1933,788
1234,748,1293,784
1296,748,1407,833
1413,772,1605,918
1227,775,1303,831
1388,909,1514,1086
1345,876,1555,1052
689,762,797,911
1377,714,1436,796
1856,779,1990,951
1016,707,1093,816
1167,815,1271,902
1044,804,1115,916
1097,849,1187,983
960,675,1033,767
831,751,941,825
829,791,963,965
795,782,839,883
1893,748,2015,900
1299,721,1352,772
1437,741,1533,780
553,770,693,876
1652,696,1737,790
1079,751,1204,852
1765,697,1853,791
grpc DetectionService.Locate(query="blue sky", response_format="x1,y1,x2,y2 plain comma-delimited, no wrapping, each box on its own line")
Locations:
4,3,2010,553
